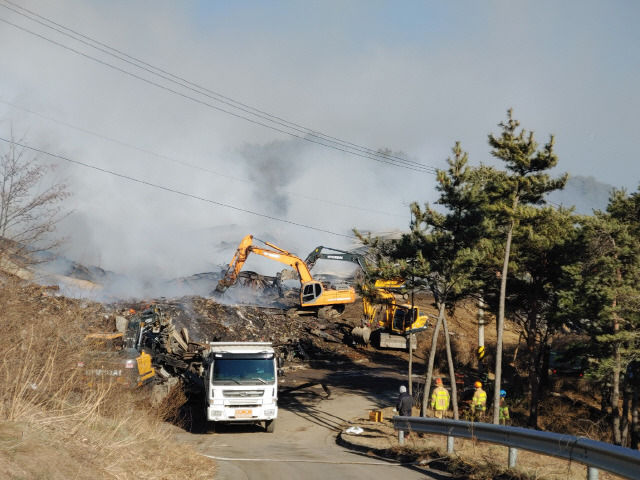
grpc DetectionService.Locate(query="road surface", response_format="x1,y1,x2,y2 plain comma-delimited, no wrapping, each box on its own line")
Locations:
172,363,447,479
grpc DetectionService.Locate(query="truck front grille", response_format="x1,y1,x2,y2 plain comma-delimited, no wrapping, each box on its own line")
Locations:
222,389,264,398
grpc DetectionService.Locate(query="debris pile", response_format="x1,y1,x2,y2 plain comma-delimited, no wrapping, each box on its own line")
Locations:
102,291,363,393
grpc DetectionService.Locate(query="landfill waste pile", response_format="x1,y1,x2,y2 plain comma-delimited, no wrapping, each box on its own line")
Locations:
103,292,362,398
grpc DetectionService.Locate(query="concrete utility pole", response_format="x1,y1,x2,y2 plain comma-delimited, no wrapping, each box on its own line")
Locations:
478,293,485,375
408,278,415,395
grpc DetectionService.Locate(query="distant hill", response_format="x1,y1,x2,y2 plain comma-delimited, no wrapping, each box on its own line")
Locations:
547,175,615,215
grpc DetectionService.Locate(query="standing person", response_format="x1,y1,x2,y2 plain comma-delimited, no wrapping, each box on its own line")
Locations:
499,389,510,425
471,381,487,421
396,385,413,438
396,385,413,416
430,378,450,418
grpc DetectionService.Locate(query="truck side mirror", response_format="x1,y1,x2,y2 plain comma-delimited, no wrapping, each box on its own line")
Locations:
277,356,285,368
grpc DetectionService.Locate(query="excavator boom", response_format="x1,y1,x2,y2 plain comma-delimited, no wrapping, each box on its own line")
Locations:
305,246,366,271
214,235,355,311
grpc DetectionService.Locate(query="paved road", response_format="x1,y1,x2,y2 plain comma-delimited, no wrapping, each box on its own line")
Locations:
189,393,440,479
172,364,447,479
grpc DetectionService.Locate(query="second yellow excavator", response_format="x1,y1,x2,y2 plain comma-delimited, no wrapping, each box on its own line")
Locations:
214,235,356,317
352,279,429,349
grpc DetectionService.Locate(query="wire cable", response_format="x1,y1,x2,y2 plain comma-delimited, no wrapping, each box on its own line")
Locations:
2,0,430,174
0,98,409,220
0,1,438,174
0,136,357,239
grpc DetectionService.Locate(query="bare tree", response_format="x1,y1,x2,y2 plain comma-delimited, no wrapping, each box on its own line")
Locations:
0,132,70,268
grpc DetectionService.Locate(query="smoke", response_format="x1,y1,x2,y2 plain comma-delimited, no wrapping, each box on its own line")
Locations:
1,1,638,302
240,138,306,216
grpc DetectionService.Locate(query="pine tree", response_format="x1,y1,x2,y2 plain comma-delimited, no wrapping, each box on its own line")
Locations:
560,189,640,446
502,205,577,427
485,109,567,424
360,143,487,419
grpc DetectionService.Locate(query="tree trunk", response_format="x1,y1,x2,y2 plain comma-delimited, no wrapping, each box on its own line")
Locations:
494,213,516,424
441,307,459,419
422,314,443,417
612,341,622,445
610,257,623,445
631,384,639,450
526,309,540,429
622,376,630,447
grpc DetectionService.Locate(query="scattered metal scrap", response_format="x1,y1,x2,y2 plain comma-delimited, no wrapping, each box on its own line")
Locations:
109,297,357,396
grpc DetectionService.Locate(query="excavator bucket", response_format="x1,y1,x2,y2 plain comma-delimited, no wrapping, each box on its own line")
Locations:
351,325,371,346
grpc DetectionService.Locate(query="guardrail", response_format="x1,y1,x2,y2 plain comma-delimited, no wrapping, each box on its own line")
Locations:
393,416,640,480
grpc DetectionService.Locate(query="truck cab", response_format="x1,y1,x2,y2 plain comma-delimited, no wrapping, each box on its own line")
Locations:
203,342,281,433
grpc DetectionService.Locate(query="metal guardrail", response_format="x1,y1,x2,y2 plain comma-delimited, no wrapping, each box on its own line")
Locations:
393,416,640,480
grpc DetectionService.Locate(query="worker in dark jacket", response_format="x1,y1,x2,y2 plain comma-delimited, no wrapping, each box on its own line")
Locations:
396,385,413,416
396,385,413,438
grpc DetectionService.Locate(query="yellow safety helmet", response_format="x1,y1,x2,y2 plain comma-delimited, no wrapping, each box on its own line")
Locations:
474,381,482,388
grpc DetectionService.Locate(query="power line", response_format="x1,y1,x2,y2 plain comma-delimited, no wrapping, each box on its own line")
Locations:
0,136,356,239
0,1,439,174
0,98,409,220
2,0,430,173
0,13,430,173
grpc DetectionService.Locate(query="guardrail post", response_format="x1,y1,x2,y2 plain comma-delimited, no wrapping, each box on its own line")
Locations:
392,416,640,479
447,436,454,453
508,447,518,468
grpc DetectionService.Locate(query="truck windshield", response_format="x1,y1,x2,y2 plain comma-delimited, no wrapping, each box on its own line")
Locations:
212,358,275,384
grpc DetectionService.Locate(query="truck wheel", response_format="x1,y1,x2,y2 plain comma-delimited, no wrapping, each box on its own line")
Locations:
203,420,216,434
202,404,215,433
265,419,275,433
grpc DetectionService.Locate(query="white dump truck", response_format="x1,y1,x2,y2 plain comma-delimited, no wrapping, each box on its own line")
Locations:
202,342,282,433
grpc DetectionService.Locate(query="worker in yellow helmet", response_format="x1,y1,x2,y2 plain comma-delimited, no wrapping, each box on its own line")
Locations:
430,378,450,418
471,381,487,421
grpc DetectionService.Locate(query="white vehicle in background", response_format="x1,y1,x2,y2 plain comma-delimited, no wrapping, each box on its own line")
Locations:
202,342,282,433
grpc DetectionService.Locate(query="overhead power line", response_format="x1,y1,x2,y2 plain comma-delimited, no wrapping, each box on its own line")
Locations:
0,136,356,239
0,0,439,174
0,98,409,220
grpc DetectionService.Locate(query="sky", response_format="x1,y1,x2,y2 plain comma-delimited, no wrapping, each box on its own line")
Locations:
0,1,639,293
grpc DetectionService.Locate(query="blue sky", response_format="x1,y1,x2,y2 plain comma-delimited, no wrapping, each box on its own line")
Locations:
0,0,638,285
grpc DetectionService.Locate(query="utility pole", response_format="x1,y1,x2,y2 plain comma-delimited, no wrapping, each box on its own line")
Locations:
478,293,486,377
408,272,415,395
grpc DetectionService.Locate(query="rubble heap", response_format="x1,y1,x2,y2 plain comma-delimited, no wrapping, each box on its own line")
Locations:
104,293,362,391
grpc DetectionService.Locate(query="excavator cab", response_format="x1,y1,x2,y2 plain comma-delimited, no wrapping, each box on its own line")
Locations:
390,306,427,335
301,281,323,304
391,306,412,334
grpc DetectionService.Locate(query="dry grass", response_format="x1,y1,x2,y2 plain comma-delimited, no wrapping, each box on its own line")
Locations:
0,276,214,479
342,406,627,480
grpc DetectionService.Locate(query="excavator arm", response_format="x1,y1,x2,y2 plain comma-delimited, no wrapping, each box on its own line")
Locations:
214,235,355,310
304,246,366,271
215,235,314,292
214,234,256,294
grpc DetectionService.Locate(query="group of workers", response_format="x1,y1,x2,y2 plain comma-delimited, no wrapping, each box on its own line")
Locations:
396,378,510,423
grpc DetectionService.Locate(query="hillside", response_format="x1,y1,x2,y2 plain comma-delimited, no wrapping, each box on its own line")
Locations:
0,276,215,480
0,269,620,478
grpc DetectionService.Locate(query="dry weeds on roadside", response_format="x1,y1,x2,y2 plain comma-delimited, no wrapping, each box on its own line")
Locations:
343,407,624,480
0,277,214,479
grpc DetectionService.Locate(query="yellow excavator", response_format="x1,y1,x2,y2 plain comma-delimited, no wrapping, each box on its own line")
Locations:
352,279,429,349
214,235,356,317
